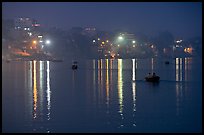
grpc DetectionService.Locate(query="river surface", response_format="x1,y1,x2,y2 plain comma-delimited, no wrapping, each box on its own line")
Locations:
2,57,202,133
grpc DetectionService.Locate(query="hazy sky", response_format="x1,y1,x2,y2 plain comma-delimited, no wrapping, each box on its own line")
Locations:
2,2,202,39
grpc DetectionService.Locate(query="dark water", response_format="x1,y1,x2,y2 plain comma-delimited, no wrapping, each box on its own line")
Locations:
2,57,202,133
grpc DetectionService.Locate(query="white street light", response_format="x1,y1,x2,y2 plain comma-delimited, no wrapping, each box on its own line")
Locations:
45,40,51,45
118,36,123,40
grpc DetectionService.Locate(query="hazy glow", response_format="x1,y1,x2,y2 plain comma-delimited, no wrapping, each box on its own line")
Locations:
118,36,123,40
45,40,50,44
33,40,37,44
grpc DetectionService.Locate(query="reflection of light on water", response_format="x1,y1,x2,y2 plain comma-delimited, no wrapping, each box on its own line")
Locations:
132,82,136,126
176,82,183,116
175,58,184,116
110,59,113,94
106,59,109,106
93,60,96,102
39,61,44,112
180,58,182,81
100,59,103,101
100,59,103,69
46,61,51,121
29,61,51,132
72,69,76,91
93,59,95,70
132,59,137,126
185,58,187,81
176,58,179,81
136,59,137,69
29,61,33,89
98,59,100,92
97,60,103,104
132,59,136,111
28,61,33,117
33,60,37,119
132,59,135,81
175,58,183,81
151,58,154,73
132,82,136,111
118,59,123,115
98,59,100,70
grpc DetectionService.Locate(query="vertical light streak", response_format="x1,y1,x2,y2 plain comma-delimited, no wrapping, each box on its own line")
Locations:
39,61,44,112
98,60,101,104
106,59,109,106
24,62,27,90
132,58,136,111
180,58,182,81
110,59,113,94
100,59,103,101
29,61,33,89
100,59,103,69
176,58,179,81
98,59,100,70
185,58,187,81
93,59,95,70
135,59,138,69
176,82,179,116
33,60,37,119
151,58,154,73
118,59,123,114
132,81,136,127
46,61,51,120
132,59,135,81
132,82,136,111
132,58,136,126
93,60,96,102
28,61,33,118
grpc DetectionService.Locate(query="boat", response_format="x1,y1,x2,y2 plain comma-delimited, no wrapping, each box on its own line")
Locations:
72,61,78,70
145,75,160,82
165,61,170,64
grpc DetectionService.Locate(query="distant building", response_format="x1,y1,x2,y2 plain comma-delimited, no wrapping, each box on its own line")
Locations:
14,17,40,31
70,27,83,34
82,27,97,37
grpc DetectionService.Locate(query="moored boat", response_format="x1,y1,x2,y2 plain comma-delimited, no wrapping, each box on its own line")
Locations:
72,61,78,70
145,76,160,82
145,73,160,82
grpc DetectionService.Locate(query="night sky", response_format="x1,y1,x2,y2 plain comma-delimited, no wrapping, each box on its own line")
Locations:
2,2,202,39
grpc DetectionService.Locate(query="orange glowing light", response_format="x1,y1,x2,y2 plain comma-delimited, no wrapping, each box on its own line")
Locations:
33,40,37,44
